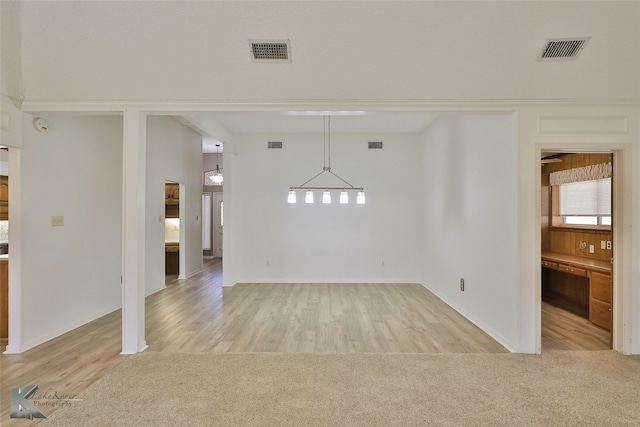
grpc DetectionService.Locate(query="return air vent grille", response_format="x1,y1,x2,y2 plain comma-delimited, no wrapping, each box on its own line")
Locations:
538,38,590,60
250,40,291,62
268,141,283,149
368,141,383,149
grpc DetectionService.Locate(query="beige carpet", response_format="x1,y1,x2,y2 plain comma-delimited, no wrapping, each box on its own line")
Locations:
40,351,640,426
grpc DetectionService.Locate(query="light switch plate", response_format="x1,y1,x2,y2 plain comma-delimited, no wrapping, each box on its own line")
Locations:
51,215,64,226
601,240,606,249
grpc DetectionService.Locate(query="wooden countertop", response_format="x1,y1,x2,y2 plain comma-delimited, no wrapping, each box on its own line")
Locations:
542,251,612,274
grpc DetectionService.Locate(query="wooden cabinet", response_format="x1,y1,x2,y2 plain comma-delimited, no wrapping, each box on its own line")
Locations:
165,244,179,275
542,252,613,335
558,263,587,277
589,271,612,331
165,183,179,218
0,259,7,341
0,176,8,221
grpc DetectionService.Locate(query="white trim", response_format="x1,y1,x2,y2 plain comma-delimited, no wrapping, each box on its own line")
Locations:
4,149,22,353
536,143,634,354
186,268,203,279
7,303,121,354
421,282,517,353
20,100,640,114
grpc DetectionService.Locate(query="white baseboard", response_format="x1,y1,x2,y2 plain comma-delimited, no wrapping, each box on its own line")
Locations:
13,303,121,353
420,282,517,353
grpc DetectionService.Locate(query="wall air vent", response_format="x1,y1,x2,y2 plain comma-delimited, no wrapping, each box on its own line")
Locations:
250,40,291,63
268,141,283,149
368,141,383,149
538,38,590,61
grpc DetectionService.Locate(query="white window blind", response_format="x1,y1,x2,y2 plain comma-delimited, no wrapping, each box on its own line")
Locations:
559,178,611,216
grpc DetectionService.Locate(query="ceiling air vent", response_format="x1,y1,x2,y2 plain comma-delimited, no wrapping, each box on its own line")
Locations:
250,40,291,63
538,38,590,61
368,141,383,150
268,141,283,149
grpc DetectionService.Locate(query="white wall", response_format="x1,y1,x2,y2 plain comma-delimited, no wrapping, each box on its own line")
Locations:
145,116,203,294
19,114,123,351
0,1,22,101
421,113,519,351
232,132,422,284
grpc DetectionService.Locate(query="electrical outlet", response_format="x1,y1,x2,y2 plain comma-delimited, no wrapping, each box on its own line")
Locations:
601,240,606,250
265,260,270,267
589,244,594,254
381,260,385,267
460,278,464,292
607,241,612,250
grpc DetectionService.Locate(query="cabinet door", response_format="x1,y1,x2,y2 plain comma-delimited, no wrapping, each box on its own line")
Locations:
0,176,8,221
589,271,612,331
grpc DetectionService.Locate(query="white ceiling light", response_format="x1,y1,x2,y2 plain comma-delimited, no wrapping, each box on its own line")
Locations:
204,144,223,185
288,116,365,205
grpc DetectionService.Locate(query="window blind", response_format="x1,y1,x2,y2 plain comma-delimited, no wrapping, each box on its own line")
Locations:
559,178,611,216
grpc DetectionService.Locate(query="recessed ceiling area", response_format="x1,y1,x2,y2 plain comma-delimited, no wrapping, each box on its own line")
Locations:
197,111,441,153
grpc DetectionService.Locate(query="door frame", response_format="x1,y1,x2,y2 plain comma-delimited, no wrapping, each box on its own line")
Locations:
535,143,632,354
213,193,223,258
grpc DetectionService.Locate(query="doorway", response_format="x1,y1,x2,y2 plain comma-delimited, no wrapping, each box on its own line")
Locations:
165,181,181,278
540,152,613,350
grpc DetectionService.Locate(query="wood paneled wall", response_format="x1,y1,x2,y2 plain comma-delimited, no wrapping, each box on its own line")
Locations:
541,153,613,316
541,153,613,259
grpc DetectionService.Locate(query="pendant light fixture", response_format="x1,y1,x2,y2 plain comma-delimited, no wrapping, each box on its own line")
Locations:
205,144,224,185
288,116,365,204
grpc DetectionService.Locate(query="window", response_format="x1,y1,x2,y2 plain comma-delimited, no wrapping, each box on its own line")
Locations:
559,178,611,227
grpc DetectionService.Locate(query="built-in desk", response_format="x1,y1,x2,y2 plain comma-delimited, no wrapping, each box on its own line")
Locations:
542,252,612,331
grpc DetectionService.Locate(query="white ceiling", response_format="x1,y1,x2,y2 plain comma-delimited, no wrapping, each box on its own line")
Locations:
4,1,639,155
5,1,639,103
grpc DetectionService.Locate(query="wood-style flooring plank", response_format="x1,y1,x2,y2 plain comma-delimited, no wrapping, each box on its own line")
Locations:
0,258,549,425
541,301,610,351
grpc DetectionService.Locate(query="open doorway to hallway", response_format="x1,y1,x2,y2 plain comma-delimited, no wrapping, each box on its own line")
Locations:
540,152,613,350
165,181,181,279
0,148,8,347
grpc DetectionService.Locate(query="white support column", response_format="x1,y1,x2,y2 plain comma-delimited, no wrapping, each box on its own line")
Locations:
121,109,148,354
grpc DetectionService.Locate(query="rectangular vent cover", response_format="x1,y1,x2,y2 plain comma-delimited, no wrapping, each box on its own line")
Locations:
250,40,291,62
538,38,589,60
268,141,283,149
368,141,383,149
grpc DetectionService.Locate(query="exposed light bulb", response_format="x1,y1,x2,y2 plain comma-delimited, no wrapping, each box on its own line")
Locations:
211,174,223,183
287,191,297,204
356,191,366,204
305,190,314,204
339,191,348,204
322,190,331,204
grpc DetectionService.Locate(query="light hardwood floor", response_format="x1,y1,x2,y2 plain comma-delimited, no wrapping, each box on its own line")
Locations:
1,258,604,424
541,301,610,351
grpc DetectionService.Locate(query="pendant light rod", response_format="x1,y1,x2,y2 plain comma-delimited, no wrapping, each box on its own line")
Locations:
293,115,358,189
288,115,365,204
